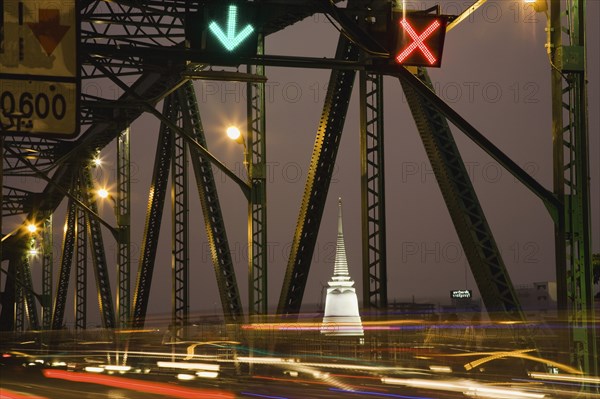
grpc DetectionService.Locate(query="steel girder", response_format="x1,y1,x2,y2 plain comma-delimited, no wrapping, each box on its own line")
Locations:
131,95,175,329
400,69,525,320
0,236,30,331
180,83,244,323
14,258,25,332
36,69,187,217
2,186,34,217
21,255,39,330
277,34,360,316
2,138,59,176
81,169,116,329
41,216,53,329
247,34,268,317
171,99,189,337
360,71,388,310
0,252,19,331
51,193,78,330
3,1,330,331
117,128,131,329
75,190,88,331
550,0,597,376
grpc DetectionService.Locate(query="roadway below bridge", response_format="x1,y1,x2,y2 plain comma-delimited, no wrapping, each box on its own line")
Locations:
1,318,596,398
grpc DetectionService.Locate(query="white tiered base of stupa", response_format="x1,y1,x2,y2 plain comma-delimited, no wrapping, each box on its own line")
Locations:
320,281,364,336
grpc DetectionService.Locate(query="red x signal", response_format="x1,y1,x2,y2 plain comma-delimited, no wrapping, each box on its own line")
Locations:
396,18,441,65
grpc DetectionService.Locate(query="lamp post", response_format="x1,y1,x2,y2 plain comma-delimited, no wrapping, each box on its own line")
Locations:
227,125,249,172
226,124,267,319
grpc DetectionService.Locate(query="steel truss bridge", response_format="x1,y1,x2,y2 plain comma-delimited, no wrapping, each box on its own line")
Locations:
0,0,597,375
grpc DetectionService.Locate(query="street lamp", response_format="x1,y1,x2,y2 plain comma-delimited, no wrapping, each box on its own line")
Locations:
97,188,110,200
24,221,39,258
523,0,552,59
26,223,38,234
226,125,249,172
226,126,242,142
225,124,265,318
524,0,548,13
96,187,127,242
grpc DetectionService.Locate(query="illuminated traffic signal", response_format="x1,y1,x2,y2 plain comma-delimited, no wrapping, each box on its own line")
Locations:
392,13,448,67
186,1,259,60
208,5,255,51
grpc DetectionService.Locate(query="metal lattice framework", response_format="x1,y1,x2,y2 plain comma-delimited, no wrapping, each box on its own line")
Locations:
0,0,596,375
360,71,387,311
549,0,597,376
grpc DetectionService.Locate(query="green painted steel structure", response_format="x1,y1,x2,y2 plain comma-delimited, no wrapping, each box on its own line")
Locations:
0,0,596,376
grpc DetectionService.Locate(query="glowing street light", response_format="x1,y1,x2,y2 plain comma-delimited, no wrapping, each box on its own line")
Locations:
226,126,242,142
226,125,248,169
97,188,110,199
524,0,548,13
26,223,37,234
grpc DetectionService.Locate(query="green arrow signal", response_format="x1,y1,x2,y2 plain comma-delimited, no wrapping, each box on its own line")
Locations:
208,5,254,51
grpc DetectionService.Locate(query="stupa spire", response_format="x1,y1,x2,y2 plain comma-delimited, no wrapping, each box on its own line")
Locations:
321,197,364,336
334,198,350,278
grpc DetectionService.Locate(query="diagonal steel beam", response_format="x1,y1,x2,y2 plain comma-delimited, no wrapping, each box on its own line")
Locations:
51,192,78,330
277,34,360,316
392,67,560,216
81,168,116,329
179,82,244,323
401,68,525,319
131,95,175,329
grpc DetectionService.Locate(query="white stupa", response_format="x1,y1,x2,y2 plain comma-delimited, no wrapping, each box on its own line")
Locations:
321,198,364,336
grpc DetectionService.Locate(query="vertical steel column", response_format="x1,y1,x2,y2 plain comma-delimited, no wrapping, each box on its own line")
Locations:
247,33,267,316
14,256,25,332
550,0,597,375
359,71,387,310
75,192,87,331
21,249,39,330
41,215,53,329
0,251,18,331
0,136,3,273
117,128,131,328
171,105,189,338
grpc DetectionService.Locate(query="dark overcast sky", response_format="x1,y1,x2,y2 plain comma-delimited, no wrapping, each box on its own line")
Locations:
15,0,599,324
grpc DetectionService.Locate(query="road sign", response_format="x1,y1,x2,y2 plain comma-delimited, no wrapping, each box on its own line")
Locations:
186,1,259,62
451,290,473,299
1,0,79,137
208,5,254,51
392,13,448,68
